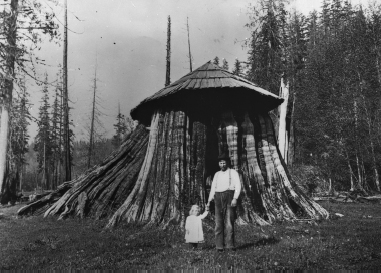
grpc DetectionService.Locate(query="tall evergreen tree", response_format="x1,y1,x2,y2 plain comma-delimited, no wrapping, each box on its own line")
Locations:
112,104,134,149
34,73,52,190
213,56,220,67
222,58,229,70
246,0,288,93
50,69,64,188
112,105,127,149
232,58,242,76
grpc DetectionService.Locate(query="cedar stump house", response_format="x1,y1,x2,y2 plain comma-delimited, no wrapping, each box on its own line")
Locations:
19,61,329,227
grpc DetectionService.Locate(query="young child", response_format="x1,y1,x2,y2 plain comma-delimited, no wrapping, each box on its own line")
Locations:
185,204,209,249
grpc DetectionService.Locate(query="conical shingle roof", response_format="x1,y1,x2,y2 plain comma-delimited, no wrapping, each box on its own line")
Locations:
131,61,283,121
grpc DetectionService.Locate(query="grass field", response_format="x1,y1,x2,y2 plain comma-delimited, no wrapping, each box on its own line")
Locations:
1,201,381,270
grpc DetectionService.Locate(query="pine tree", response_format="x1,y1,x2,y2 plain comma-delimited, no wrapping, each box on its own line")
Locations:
50,69,64,189
232,58,242,76
112,104,134,149
213,56,220,67
34,73,52,190
222,58,229,70
246,0,288,93
112,111,127,149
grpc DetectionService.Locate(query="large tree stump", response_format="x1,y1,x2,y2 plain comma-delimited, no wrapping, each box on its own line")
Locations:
18,108,328,226
18,61,329,226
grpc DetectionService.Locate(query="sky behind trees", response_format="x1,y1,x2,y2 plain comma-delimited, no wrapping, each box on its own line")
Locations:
28,0,368,141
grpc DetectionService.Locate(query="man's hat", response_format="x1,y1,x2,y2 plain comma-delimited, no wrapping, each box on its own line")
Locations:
217,153,230,161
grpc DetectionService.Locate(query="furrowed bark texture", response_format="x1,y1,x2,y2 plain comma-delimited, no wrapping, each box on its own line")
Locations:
107,110,208,228
0,0,19,198
18,109,328,226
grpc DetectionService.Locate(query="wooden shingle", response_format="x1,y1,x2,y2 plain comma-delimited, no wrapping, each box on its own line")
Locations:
130,60,283,120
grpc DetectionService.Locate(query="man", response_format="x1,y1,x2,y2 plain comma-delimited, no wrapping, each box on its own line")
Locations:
206,153,241,251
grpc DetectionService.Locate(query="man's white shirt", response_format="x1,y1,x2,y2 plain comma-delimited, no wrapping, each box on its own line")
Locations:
208,168,241,201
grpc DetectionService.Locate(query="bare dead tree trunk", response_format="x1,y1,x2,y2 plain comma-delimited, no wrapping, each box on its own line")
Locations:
278,78,289,164
288,92,295,169
58,83,63,185
87,64,97,169
165,16,171,87
187,17,192,72
63,0,72,181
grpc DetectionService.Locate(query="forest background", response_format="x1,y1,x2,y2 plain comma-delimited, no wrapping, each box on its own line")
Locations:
3,0,381,199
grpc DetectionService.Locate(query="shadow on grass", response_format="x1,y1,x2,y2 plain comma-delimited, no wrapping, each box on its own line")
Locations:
237,236,280,250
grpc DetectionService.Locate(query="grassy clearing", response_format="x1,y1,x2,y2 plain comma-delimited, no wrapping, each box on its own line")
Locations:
1,202,381,270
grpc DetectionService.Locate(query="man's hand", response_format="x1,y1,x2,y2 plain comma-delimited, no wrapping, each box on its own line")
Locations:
231,198,237,207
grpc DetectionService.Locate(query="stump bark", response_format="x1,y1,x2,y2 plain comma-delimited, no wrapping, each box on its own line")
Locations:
18,109,328,226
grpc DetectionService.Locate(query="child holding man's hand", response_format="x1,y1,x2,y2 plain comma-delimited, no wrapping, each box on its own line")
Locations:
185,204,209,249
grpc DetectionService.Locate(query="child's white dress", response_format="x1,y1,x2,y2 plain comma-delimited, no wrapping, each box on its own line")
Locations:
185,211,208,243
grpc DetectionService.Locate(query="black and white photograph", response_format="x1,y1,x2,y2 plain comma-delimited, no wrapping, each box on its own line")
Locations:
1,0,381,270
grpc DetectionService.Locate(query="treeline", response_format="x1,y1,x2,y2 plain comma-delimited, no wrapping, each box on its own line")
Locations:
0,0,133,201
11,71,70,193
214,0,381,193
21,139,113,192
32,71,71,191
6,0,381,200
244,0,381,193
11,71,134,193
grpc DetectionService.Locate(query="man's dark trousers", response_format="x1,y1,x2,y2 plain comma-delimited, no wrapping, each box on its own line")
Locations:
214,190,236,250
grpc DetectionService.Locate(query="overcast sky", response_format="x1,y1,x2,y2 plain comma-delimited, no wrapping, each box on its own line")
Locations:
28,0,369,141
